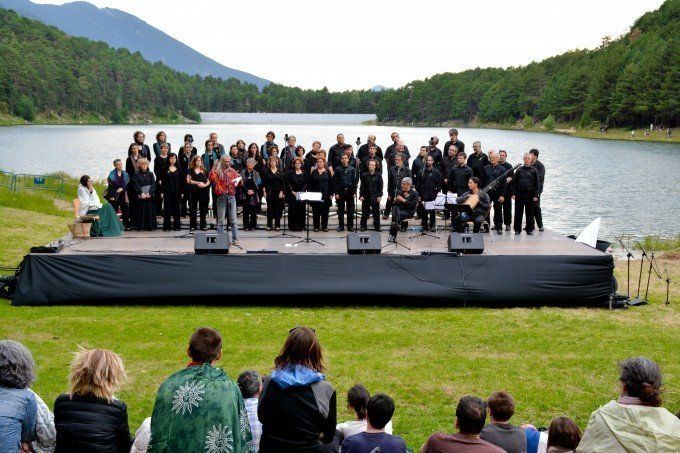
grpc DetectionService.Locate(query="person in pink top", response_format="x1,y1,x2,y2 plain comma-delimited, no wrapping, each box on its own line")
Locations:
209,155,241,245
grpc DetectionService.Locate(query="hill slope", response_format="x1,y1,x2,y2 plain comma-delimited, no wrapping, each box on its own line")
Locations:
0,0,269,89
376,0,679,128
0,7,380,123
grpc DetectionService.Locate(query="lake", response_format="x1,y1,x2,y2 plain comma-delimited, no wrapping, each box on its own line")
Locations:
1,114,679,240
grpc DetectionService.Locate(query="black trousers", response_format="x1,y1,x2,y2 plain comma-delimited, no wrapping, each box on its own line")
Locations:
389,207,412,237
189,191,208,229
179,185,190,217
109,194,130,228
361,200,381,230
514,191,535,233
266,194,284,228
336,192,355,228
288,199,306,230
383,197,394,218
243,201,259,229
534,194,543,228
420,201,436,228
163,192,181,229
489,193,503,230
312,202,330,230
501,194,513,226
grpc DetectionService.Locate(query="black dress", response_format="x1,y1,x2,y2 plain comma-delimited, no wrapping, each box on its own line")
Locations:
263,168,285,229
177,150,197,216
241,169,261,230
153,155,169,215
189,169,210,230
309,169,334,231
286,170,308,231
162,167,181,230
132,169,156,230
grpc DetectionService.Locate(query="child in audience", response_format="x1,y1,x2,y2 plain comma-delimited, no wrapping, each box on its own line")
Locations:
336,384,393,441
341,393,406,453
547,417,581,453
238,370,264,453
480,391,527,453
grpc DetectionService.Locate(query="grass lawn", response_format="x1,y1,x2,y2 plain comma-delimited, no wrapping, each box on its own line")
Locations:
0,183,678,448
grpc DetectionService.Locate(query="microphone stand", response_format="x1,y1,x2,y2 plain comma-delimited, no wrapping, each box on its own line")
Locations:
355,137,361,231
629,246,648,305
612,233,633,301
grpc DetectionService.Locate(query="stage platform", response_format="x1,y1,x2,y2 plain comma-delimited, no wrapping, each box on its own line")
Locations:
11,221,614,306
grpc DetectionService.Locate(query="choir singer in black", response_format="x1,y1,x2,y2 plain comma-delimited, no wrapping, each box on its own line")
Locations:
482,151,508,234
334,154,358,231
512,153,539,235
359,159,383,232
388,177,419,243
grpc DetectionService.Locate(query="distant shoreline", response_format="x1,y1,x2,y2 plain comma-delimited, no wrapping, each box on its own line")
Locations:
2,112,678,144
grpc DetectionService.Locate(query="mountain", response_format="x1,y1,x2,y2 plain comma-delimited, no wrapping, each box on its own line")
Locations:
0,0,269,89
0,7,380,123
376,0,679,128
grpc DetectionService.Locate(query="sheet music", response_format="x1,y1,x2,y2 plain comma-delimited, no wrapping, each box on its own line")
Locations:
232,176,242,185
297,191,322,201
434,192,456,208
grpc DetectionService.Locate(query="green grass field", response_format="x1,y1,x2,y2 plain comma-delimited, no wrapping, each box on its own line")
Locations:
1,180,678,449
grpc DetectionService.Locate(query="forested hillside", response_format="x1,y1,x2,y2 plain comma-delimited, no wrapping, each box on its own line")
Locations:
376,0,679,128
0,8,380,123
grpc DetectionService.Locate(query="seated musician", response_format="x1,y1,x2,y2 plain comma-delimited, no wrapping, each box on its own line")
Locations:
455,177,490,233
388,177,419,243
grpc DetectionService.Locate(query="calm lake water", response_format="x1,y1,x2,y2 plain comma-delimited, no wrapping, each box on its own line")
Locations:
1,114,679,240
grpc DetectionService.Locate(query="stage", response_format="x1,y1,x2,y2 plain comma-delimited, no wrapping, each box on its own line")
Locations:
11,221,614,306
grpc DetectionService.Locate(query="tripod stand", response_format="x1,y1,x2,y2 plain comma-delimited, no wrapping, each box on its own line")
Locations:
269,197,301,239
612,233,634,302
292,197,325,247
630,245,649,306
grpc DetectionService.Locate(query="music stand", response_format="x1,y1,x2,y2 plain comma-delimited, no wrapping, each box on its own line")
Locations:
292,192,325,246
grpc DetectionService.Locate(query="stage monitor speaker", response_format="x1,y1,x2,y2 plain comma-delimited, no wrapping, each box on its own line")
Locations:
347,232,381,255
448,232,484,254
194,232,229,254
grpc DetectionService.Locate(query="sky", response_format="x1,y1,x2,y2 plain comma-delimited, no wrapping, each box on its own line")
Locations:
34,0,665,91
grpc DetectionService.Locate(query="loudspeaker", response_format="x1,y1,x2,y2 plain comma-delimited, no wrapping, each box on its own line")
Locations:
447,233,484,254
347,232,381,254
194,232,229,254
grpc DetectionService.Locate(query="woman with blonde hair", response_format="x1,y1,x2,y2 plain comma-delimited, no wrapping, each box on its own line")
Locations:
54,349,132,452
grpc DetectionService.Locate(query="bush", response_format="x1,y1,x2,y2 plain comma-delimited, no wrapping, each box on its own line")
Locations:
543,114,556,130
16,95,36,121
183,104,201,122
111,107,129,124
523,114,534,129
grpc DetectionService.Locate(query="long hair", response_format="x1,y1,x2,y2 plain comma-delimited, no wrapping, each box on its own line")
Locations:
69,348,126,402
190,155,204,171
213,155,231,178
0,340,35,389
274,327,324,373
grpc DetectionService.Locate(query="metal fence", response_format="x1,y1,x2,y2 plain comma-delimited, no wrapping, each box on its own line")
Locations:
0,170,65,196
0,170,14,190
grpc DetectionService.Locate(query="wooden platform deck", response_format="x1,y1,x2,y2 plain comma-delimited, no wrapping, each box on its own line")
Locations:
57,225,601,257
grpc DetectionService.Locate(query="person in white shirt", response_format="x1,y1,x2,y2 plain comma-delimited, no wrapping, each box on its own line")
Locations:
76,175,123,237
336,384,392,441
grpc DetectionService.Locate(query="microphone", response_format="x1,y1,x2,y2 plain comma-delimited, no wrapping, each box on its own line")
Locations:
356,137,361,146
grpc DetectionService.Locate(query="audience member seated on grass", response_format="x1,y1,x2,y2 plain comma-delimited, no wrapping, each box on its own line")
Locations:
577,356,680,452
480,391,526,453
421,395,505,453
546,417,581,453
341,393,407,453
258,326,337,452
148,327,252,452
238,370,264,453
78,174,124,237
523,424,548,453
54,348,132,452
0,340,39,452
336,383,394,442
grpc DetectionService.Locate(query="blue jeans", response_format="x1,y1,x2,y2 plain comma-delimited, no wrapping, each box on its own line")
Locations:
216,194,238,241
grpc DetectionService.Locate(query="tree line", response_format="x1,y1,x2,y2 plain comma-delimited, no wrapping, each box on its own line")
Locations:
376,0,679,128
1,0,678,128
